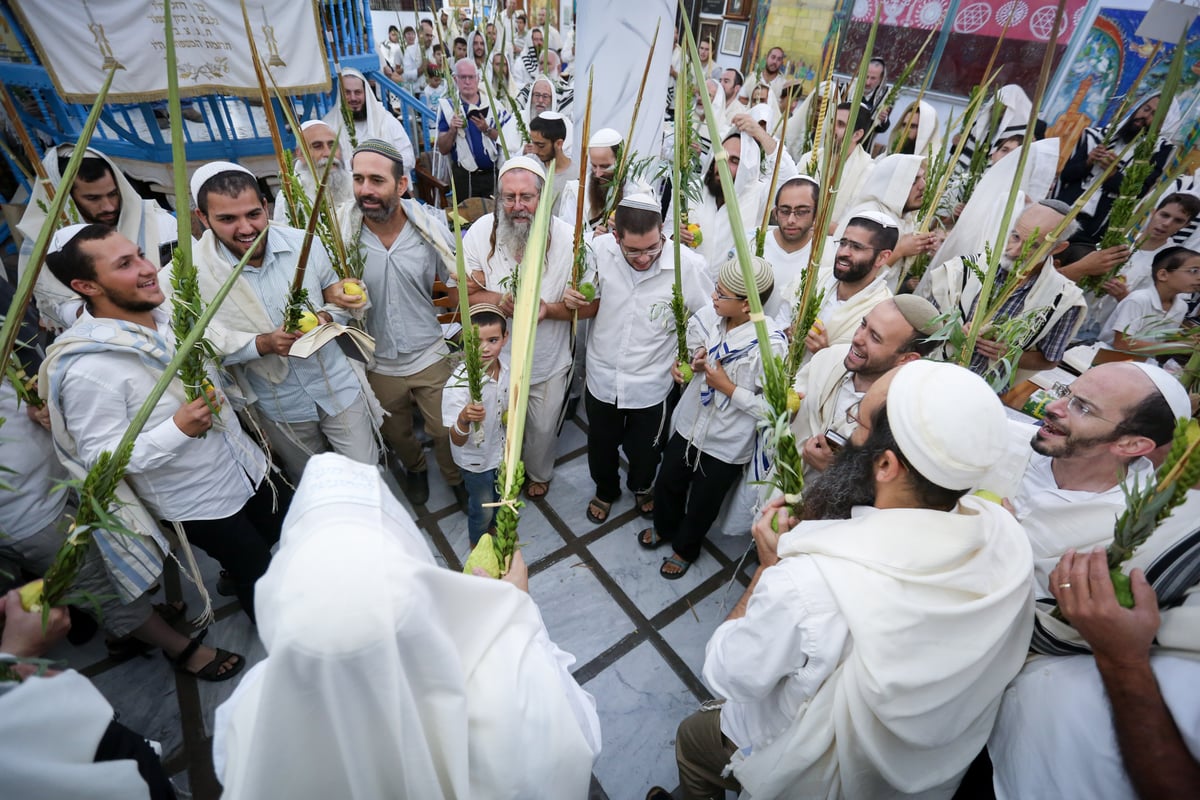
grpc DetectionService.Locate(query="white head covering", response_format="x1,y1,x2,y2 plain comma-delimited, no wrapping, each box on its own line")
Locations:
49,223,90,253
189,161,255,205
1130,362,1192,421
300,119,331,132
887,360,1008,491
215,454,597,800
618,191,660,212
847,208,899,230
853,154,925,220
887,100,941,157
588,127,622,149
497,154,547,182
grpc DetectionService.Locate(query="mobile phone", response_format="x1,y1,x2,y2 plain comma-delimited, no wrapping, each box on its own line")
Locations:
824,429,847,452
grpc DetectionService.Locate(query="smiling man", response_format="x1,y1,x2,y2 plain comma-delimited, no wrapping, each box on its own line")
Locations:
344,140,465,508
791,295,941,478
190,161,379,482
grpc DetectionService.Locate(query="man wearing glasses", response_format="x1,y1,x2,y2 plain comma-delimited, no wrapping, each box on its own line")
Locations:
566,193,710,524
459,156,587,500
436,59,500,199
762,176,819,329
801,211,898,362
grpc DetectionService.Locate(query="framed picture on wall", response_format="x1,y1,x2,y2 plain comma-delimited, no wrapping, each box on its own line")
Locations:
698,20,721,53
724,0,751,20
720,20,747,56
700,0,725,15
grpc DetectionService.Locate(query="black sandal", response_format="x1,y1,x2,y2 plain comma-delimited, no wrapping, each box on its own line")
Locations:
165,632,244,683
586,497,612,524
638,527,668,550
634,489,655,518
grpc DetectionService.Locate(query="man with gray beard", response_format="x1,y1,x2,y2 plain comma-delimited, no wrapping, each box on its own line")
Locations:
917,200,1087,384
272,121,355,223
456,155,588,499
343,139,467,508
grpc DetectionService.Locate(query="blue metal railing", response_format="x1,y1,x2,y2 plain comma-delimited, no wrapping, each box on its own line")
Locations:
0,0,436,196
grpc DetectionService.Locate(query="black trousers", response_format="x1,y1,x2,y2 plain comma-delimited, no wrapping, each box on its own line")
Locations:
451,162,495,200
585,389,673,503
95,719,177,800
175,477,291,624
653,434,744,563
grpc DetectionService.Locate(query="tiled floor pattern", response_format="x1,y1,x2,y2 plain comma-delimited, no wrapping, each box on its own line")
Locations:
47,409,757,799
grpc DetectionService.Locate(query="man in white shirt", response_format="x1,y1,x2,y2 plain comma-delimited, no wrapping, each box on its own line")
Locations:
719,68,747,127
798,102,877,230
792,295,940,478
191,163,379,483
459,156,584,499
345,140,466,508
652,360,1034,799
568,193,710,524
762,175,818,328
44,225,289,678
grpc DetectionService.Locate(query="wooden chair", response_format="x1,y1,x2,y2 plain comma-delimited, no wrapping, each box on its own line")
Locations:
432,278,460,325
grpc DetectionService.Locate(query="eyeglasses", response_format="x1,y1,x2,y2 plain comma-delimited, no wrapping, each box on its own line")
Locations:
714,286,743,302
619,236,665,261
500,192,539,207
836,238,878,255
1049,383,1117,424
776,205,813,220
531,91,553,103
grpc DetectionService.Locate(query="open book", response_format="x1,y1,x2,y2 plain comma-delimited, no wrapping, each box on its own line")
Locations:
288,322,375,363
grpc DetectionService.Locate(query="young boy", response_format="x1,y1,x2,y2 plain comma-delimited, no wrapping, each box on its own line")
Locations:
640,256,786,579
1102,246,1200,354
443,304,511,545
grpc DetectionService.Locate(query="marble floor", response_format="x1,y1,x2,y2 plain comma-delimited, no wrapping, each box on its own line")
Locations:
45,407,758,800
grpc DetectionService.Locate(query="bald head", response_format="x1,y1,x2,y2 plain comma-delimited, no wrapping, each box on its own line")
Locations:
299,122,340,164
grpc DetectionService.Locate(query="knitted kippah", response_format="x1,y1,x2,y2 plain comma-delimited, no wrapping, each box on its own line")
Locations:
353,139,406,171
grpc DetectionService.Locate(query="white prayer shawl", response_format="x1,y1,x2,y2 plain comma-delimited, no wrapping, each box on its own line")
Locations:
215,454,599,799
931,140,1059,268
923,254,1086,382
797,145,876,229
321,68,415,171
957,84,1033,173
0,671,150,800
732,500,1034,799
39,317,184,603
783,80,835,165
17,146,174,329
885,100,940,158
791,342,853,447
437,95,499,172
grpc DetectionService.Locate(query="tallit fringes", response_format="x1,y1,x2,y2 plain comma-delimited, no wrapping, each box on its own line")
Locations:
168,521,216,631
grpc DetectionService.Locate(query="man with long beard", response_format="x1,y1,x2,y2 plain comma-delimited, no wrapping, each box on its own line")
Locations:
271,120,355,223
344,140,466,508
1056,93,1175,243
555,127,630,235
918,200,1087,384
458,156,586,499
651,359,1034,799
321,68,414,179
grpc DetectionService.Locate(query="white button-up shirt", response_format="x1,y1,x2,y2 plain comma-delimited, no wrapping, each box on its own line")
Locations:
586,235,711,409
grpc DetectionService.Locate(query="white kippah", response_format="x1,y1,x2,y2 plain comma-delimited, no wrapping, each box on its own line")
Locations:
618,192,659,212
588,127,623,148
887,360,1008,491
190,161,255,204
535,110,565,121
497,154,547,182
49,223,90,253
1131,362,1192,420
300,119,331,132
848,208,900,230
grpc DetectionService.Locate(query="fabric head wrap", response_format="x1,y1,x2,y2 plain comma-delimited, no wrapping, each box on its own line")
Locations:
588,128,623,149
353,138,407,170
1130,362,1192,421
618,192,660,213
497,155,547,182
887,360,1007,491
49,223,91,253
890,295,941,337
190,161,255,205
718,256,773,298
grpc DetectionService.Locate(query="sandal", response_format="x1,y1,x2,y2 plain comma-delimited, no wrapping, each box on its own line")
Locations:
166,634,245,683
586,497,613,524
638,527,668,550
525,481,550,499
660,554,692,580
635,489,655,518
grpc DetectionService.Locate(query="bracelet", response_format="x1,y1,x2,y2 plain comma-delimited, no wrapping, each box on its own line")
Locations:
453,421,469,436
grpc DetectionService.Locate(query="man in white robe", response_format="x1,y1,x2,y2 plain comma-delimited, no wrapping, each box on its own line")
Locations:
321,67,415,178
18,145,177,330
761,175,818,329
213,454,601,800
271,120,355,224
653,359,1034,799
